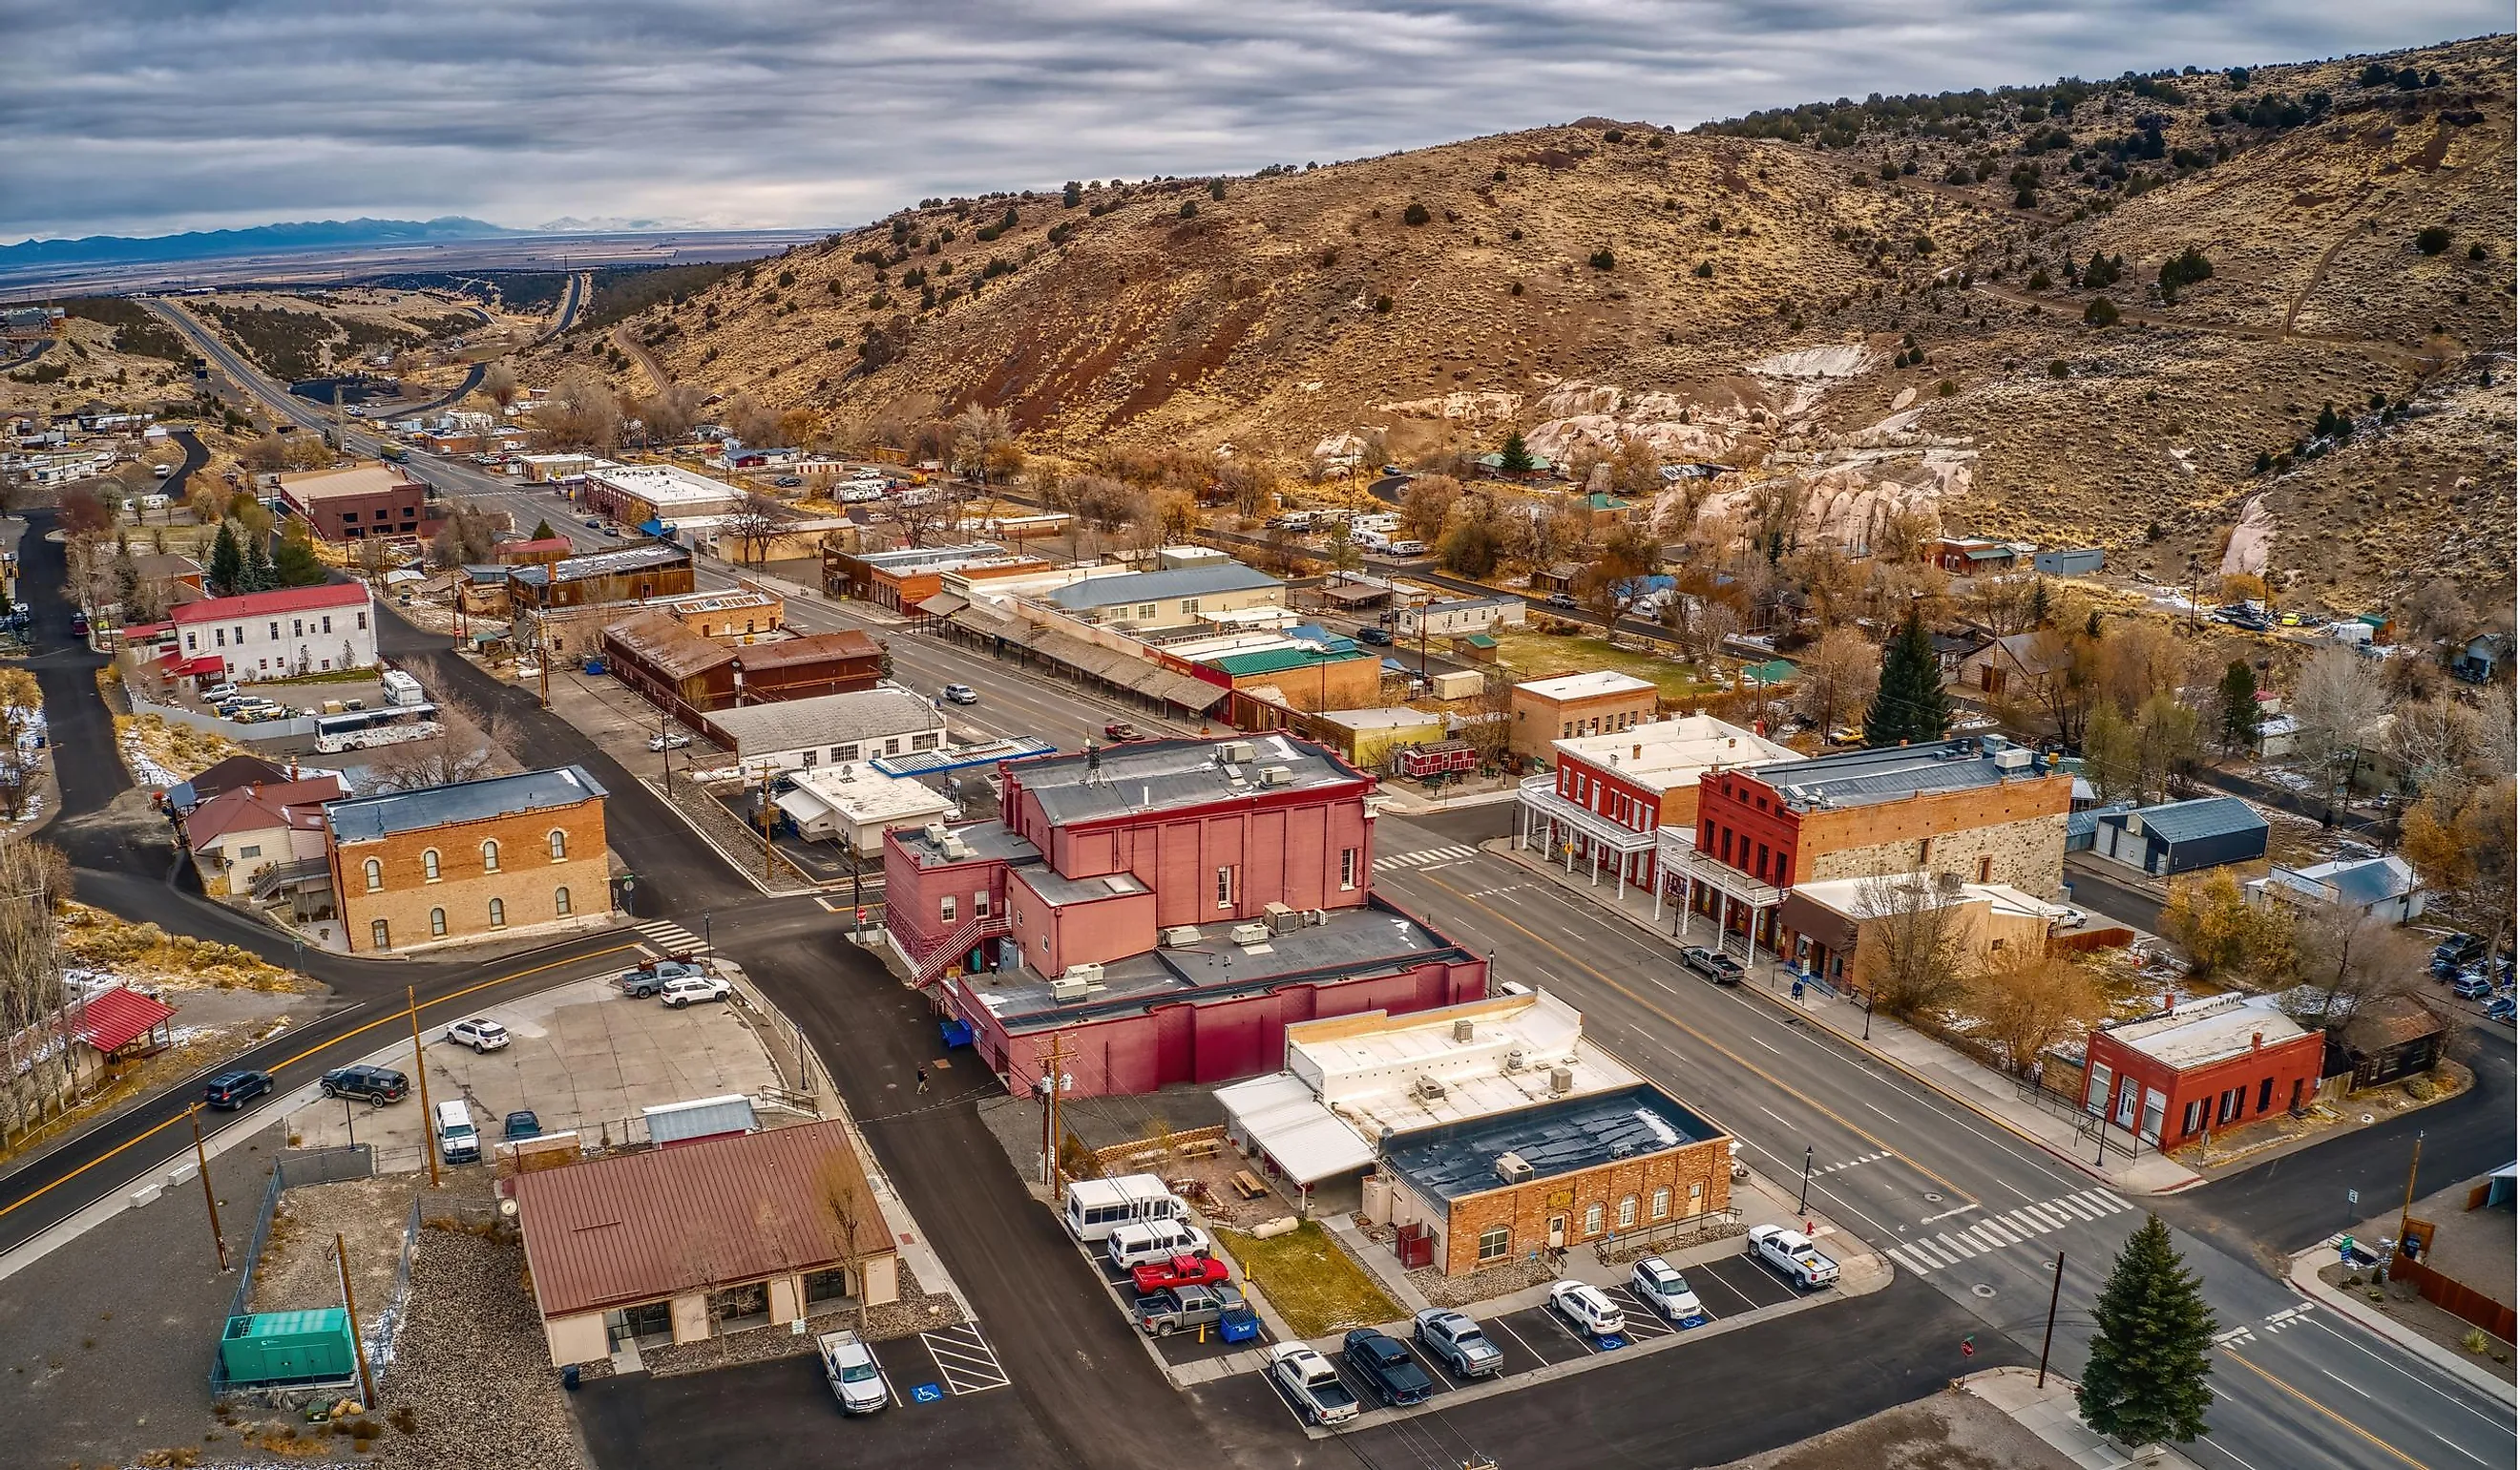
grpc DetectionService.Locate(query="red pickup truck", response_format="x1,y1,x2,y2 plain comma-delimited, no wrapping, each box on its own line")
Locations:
1130,1253,1229,1294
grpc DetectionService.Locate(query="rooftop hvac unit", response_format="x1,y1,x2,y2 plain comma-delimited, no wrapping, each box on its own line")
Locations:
1228,922,1270,946
1548,1065,1575,1095
922,823,952,847
1264,901,1300,934
940,837,973,860
1452,1018,1476,1043
1218,741,1255,765
1258,766,1294,787
1494,1151,1534,1186
1503,1048,1527,1072
1051,976,1092,1003
1161,926,1203,947
1059,962,1103,987
1413,1076,1448,1101
1993,746,2034,772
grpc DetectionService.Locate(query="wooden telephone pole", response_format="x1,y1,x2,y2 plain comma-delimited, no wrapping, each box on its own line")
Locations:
409,986,439,1189
188,1104,228,1270
1039,1032,1077,1189
337,1231,376,1407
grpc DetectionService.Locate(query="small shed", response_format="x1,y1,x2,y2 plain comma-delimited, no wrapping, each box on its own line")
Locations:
2033,548,2105,577
644,1094,757,1148
1451,632,1500,663
219,1309,357,1388
2323,994,2446,1090
2090,797,2269,877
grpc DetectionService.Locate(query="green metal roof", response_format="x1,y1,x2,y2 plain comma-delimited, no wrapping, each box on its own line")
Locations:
1739,659,1798,684
1458,633,1499,649
1206,645,1371,678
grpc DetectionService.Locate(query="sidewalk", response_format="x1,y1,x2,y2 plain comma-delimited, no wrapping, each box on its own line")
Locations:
1489,840,2204,1197
1964,1365,2208,1469
1372,779,1523,816
2284,1240,2518,1405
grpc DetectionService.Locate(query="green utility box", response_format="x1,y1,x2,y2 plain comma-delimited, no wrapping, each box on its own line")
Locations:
219,1309,356,1386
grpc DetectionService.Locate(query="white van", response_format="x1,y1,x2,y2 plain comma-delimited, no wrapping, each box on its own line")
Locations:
1063,1173,1188,1242
1107,1219,1211,1270
434,1100,480,1164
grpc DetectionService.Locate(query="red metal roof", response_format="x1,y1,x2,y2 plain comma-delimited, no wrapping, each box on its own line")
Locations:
510,1119,891,1320
158,652,225,677
76,987,175,1053
183,776,346,847
168,581,371,625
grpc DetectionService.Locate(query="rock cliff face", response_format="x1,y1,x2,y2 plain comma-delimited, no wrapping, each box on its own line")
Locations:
542,34,2514,610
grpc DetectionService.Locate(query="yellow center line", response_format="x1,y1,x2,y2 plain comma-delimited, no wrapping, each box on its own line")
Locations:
1416,867,1980,1208
0,944,637,1222
2220,1346,2432,1470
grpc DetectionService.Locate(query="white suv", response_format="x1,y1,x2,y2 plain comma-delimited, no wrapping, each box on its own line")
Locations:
657,974,732,1008
1630,1256,1708,1325
444,1018,510,1053
1547,1280,1626,1337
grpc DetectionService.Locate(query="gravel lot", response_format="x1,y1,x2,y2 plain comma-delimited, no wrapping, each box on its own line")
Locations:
1708,1386,2075,1470
368,1225,587,1470
247,1175,415,1320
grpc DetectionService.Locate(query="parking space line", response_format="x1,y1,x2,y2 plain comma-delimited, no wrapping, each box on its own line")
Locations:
920,1322,1010,1395
1487,1313,1551,1368
1606,1286,1675,1336
1690,1266,1764,1314
1406,1337,1470,1391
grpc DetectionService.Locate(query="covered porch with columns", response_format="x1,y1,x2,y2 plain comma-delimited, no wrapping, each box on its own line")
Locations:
1651,828,1786,957
1515,774,1658,901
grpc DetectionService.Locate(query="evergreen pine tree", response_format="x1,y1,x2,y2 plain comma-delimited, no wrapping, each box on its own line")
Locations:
2028,578,2052,627
2078,1214,2216,1447
272,534,326,587
208,521,242,597
241,536,275,593
532,519,556,540
1862,609,1949,746
1499,431,1534,474
2216,661,2258,753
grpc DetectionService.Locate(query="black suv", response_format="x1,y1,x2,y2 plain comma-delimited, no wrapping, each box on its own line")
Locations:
1342,1329,1435,1407
1682,945,1745,986
2433,934,2488,968
319,1064,410,1105
201,1070,273,1109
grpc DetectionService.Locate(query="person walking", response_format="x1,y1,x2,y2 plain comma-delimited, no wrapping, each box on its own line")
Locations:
915,1066,930,1094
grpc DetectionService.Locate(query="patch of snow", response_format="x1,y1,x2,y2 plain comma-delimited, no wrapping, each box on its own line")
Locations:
1632,1108,1680,1148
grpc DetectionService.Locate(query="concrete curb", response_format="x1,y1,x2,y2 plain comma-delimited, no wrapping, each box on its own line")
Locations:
2284,1241,2519,1406
1481,839,2205,1198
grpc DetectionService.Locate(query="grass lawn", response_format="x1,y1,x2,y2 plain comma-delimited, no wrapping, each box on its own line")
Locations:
1484,626,1720,702
1219,1222,1399,1337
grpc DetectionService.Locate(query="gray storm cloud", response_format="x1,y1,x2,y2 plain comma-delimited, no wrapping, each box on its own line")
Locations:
0,0,2500,238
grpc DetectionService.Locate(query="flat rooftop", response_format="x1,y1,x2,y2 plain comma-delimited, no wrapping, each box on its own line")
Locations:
1519,670,1655,702
279,462,417,500
1011,734,1366,828
1381,1083,1724,1204
891,819,1041,871
2099,992,2311,1070
961,899,1466,1033
511,543,690,587
1293,991,1645,1138
326,766,604,842
1551,714,1797,794
586,463,743,506
1748,736,2052,811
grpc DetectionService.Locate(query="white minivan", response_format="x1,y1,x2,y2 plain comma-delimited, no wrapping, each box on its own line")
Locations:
434,1100,481,1164
1107,1219,1211,1270
1063,1173,1189,1242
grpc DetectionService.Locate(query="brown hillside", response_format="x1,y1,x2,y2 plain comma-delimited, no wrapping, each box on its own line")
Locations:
534,34,2514,612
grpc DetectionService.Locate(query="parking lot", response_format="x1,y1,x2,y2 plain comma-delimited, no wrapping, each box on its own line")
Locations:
284,969,784,1165
1076,1233,1277,1369
1258,1250,1830,1434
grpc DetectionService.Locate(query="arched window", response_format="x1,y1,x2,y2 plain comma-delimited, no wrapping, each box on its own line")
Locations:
554,887,572,917
368,918,389,950
487,897,507,929
362,858,382,892
480,840,500,872
422,849,441,881
429,908,448,937
548,829,568,862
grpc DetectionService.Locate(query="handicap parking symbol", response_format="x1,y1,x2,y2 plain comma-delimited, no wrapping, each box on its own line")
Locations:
911,1382,945,1404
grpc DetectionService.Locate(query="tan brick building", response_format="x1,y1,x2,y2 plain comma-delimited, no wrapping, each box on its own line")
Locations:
326,766,611,954
1509,671,1658,762
1380,1083,1733,1274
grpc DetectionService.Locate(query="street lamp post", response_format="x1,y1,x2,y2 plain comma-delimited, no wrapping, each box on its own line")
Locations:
1796,1144,1815,1214
702,910,713,954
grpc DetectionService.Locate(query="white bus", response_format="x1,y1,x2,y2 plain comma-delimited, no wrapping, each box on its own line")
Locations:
1062,1173,1189,1242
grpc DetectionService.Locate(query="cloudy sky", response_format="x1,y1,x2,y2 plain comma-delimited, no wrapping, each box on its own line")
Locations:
3,1,2502,240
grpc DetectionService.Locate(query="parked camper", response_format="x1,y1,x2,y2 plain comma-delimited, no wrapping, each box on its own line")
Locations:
1062,1173,1190,1242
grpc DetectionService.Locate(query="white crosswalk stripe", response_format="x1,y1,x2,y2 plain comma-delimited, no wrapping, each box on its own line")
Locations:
1895,1188,2150,1273
635,919,709,955
1373,843,1480,871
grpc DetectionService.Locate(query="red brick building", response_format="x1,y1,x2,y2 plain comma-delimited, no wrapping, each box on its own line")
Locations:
276,461,442,543
2082,993,2325,1148
1514,714,1795,896
883,734,1485,1096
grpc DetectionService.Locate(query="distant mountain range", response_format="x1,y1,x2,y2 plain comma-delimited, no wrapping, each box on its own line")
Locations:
533,216,714,234
0,217,519,269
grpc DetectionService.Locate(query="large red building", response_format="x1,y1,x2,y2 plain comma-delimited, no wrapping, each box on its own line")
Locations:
1514,714,1796,897
2081,993,2325,1148
883,735,1486,1097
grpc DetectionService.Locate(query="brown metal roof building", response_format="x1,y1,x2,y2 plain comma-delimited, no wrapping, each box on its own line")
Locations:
511,1118,899,1365
602,612,737,719
730,630,884,702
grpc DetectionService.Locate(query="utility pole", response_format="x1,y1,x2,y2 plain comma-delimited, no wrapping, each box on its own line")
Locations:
1040,1031,1077,1189
2036,1250,2065,1388
337,1231,376,1408
2395,1129,2424,1266
760,768,776,882
188,1104,228,1270
409,985,439,1189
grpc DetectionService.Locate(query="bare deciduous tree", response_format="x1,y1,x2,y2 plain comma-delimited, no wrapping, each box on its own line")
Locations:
723,494,797,566
367,691,506,791
1855,872,1974,1017
1965,952,2107,1077
2290,644,2388,779
814,1156,874,1332
482,362,520,410
1792,627,1881,734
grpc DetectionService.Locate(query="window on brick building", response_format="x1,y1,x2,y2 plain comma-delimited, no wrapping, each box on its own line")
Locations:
555,887,571,917
422,849,441,881
1617,1196,1637,1229
488,897,506,929
481,840,501,872
1477,1227,1510,1263
1339,849,1358,891
2257,1077,2274,1114
975,892,990,918
363,858,382,892
1650,1186,1670,1220
2182,1100,2205,1136
1582,1202,1604,1236
548,830,568,861
430,908,447,937
369,918,389,950
940,895,957,925
1216,866,1235,908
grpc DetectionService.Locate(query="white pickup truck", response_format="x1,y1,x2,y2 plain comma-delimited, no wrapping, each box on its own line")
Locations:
818,1329,889,1415
1747,1224,1839,1290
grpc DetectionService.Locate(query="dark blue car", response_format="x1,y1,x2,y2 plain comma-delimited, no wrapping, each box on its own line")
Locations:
201,1070,273,1109
1343,1329,1434,1407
